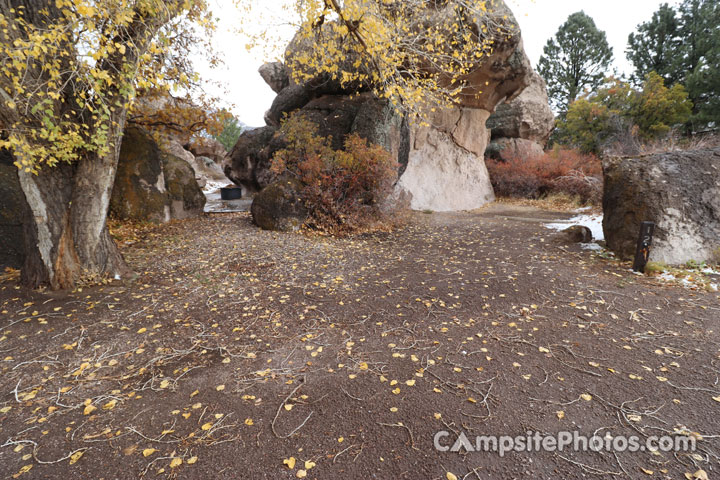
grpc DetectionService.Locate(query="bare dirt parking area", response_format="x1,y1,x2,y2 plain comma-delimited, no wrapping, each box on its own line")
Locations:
1,204,719,480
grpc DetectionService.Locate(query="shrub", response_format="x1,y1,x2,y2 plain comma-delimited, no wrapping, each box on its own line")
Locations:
271,114,398,234
486,147,602,205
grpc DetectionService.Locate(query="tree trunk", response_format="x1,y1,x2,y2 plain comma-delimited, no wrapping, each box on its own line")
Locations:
18,116,131,290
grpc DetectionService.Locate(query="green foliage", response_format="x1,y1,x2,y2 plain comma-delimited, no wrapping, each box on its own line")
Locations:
271,114,398,234
538,11,613,113
557,73,692,154
627,0,720,131
213,116,245,151
627,3,682,86
631,72,693,139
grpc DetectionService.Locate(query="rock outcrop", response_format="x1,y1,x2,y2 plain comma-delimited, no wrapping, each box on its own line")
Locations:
603,148,720,265
225,0,533,213
0,149,26,268
111,127,206,223
486,71,555,160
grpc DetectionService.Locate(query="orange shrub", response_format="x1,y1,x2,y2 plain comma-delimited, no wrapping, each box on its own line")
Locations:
486,148,602,204
271,114,398,234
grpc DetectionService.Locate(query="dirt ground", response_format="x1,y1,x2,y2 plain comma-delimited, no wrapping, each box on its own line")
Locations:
1,204,719,480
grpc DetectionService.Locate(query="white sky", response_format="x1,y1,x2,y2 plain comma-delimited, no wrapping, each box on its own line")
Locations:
197,0,678,127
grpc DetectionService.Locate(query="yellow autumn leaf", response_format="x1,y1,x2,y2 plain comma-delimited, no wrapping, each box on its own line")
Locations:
296,470,307,478
556,410,565,419
12,464,32,478
169,457,182,468
244,418,254,426
83,405,97,415
187,456,198,465
201,423,213,431
68,450,84,465
283,457,296,469
159,379,170,389
103,400,117,410
304,460,316,470
712,396,720,403
447,473,458,480
216,385,225,391
0,406,11,413
142,448,156,457
580,394,592,401
284,404,294,411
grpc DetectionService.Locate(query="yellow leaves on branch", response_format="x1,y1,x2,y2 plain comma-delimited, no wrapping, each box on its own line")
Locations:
242,0,516,118
0,0,214,171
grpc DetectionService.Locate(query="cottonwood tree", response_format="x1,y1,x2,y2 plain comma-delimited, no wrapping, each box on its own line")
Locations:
538,11,613,113
0,0,214,289
238,0,519,117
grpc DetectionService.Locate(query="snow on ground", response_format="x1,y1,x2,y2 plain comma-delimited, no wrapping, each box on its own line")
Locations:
545,213,604,241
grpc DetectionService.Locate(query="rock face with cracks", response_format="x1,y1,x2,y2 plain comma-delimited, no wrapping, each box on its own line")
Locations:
224,0,533,214
603,148,720,265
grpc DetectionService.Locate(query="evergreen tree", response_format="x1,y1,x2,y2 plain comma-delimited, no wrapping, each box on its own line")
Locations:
213,116,246,151
538,11,614,113
626,4,681,86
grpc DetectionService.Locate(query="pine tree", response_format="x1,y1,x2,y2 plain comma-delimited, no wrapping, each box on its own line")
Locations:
538,11,613,113
626,4,681,86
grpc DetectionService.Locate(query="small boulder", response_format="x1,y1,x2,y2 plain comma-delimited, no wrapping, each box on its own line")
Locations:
555,225,593,244
251,179,308,232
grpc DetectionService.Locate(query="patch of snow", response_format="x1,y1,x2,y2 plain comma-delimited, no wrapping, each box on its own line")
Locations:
202,180,230,195
581,243,604,251
545,214,605,242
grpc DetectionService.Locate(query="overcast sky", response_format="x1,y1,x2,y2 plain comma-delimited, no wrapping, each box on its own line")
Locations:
198,0,679,127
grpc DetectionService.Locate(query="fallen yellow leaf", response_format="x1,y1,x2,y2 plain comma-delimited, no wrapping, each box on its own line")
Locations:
169,457,182,468
142,448,156,457
283,457,296,469
69,450,84,465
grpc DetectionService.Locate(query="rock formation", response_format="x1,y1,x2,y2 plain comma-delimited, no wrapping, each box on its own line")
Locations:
0,149,26,268
603,148,720,265
110,127,206,223
225,0,533,216
486,71,555,160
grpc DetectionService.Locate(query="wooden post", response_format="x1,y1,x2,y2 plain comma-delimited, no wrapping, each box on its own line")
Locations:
633,222,655,273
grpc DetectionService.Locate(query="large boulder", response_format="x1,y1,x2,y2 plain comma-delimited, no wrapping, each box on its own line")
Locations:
485,71,555,160
485,137,545,161
111,127,205,223
188,137,228,165
230,0,532,212
0,149,26,268
224,126,279,192
251,179,308,232
603,148,720,265
162,155,207,220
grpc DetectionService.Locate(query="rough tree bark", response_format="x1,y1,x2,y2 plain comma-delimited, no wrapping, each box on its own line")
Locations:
0,0,170,289
16,119,131,289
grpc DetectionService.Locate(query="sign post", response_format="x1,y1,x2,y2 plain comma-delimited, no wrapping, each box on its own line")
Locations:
633,222,655,273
